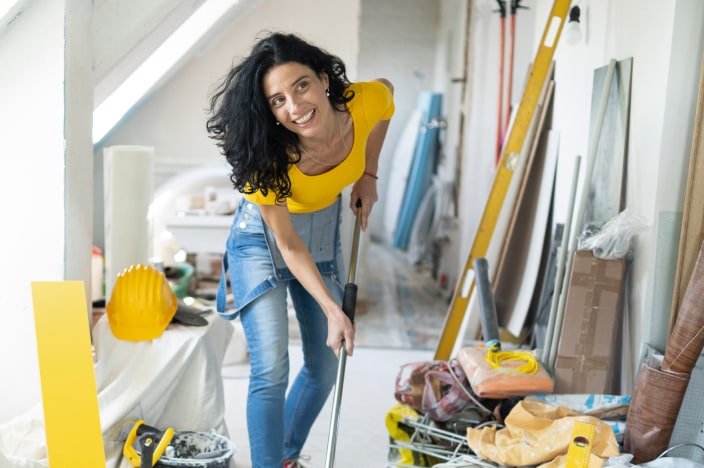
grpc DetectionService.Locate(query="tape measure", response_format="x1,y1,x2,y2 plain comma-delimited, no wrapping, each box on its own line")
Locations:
566,421,595,468
434,0,571,360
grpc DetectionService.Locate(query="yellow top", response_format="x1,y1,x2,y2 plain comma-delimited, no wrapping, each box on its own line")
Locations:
243,81,395,213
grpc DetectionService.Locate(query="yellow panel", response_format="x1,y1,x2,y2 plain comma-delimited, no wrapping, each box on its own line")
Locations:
32,281,106,467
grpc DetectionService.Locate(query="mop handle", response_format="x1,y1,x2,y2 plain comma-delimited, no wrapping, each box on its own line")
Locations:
325,199,363,468
342,199,363,322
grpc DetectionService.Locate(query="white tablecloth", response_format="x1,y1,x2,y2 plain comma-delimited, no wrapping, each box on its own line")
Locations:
0,312,234,467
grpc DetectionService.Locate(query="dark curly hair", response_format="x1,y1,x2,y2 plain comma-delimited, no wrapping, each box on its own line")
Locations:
206,32,354,204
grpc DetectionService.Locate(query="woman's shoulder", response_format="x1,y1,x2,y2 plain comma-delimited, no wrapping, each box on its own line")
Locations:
348,79,393,97
348,80,395,121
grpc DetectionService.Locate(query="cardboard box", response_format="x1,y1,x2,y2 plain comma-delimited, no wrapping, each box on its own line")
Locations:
553,249,626,394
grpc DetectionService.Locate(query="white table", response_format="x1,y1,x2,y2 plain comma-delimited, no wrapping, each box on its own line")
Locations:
0,312,234,467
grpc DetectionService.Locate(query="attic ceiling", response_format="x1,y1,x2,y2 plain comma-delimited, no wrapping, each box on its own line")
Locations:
93,0,207,106
92,0,260,143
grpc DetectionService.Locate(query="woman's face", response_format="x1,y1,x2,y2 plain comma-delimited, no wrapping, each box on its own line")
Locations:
262,62,330,137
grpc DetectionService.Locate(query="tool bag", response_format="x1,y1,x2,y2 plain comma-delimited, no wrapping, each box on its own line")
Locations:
394,360,477,422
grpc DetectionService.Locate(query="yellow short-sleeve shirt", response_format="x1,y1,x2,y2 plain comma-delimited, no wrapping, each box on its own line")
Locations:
243,81,395,213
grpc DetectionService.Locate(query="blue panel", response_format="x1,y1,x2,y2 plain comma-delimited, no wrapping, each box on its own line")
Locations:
392,92,443,250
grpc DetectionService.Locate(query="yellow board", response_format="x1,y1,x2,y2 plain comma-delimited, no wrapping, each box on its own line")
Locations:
32,281,106,467
565,421,595,468
434,0,571,360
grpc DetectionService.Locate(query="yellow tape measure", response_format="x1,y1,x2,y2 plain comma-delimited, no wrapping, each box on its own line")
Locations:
566,421,595,468
434,0,571,360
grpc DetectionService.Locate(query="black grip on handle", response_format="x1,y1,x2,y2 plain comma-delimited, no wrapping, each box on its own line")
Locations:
342,283,357,323
137,423,162,436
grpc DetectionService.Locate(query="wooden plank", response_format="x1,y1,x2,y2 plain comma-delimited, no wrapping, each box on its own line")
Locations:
669,55,704,333
493,79,556,337
32,281,105,467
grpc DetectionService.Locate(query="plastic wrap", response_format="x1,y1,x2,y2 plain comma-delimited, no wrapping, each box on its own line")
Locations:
578,206,649,260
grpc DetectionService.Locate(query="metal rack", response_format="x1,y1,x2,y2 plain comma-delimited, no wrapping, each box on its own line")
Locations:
387,413,502,468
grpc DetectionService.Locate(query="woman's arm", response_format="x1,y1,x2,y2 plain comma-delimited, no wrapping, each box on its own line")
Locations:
350,78,394,231
259,203,355,357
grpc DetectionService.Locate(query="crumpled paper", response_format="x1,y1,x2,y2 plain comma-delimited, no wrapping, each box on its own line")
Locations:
466,399,619,467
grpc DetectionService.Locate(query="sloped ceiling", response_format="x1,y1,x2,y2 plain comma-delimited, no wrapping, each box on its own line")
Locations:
93,0,259,108
92,0,207,106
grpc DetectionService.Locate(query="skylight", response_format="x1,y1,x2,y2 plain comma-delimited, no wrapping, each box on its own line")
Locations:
92,0,239,144
0,0,21,24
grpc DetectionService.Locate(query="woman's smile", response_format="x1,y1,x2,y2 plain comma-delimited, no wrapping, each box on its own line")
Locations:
294,109,315,125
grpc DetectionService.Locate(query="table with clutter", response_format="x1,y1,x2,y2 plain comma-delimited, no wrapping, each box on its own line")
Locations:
93,306,234,466
0,297,234,467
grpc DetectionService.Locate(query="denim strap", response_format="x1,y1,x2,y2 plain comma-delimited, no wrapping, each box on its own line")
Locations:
216,252,229,313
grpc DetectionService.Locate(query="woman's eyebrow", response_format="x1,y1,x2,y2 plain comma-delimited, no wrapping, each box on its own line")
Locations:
266,74,311,100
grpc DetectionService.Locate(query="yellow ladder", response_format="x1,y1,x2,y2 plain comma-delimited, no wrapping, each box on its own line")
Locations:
434,0,572,360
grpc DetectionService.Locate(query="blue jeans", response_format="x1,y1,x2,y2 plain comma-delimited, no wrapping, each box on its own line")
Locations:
216,198,345,467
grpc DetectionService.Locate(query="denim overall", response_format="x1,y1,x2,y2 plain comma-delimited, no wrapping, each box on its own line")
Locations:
215,196,345,467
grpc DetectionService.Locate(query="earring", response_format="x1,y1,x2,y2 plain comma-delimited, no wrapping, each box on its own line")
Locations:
325,88,330,97
276,121,281,125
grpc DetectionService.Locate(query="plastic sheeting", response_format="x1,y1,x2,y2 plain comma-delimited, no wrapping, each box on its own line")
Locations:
0,313,234,467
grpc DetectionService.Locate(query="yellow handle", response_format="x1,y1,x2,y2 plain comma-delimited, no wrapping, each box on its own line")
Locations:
123,420,175,467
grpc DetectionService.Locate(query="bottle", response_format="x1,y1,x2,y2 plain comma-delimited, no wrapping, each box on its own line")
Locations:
91,246,104,302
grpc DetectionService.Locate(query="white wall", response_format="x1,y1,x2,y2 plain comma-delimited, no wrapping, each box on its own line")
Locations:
0,1,67,422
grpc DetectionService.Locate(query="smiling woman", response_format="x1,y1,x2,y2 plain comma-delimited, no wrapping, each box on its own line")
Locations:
205,31,394,468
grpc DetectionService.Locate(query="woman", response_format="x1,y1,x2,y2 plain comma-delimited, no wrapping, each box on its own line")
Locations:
207,31,394,468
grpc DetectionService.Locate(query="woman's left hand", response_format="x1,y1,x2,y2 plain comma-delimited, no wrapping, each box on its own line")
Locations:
350,174,378,231
326,306,356,357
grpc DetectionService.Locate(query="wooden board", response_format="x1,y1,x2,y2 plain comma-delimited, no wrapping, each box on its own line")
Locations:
669,55,704,333
502,130,559,337
492,79,556,337
463,76,556,342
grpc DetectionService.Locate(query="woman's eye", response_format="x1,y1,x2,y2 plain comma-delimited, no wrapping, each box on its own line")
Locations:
297,81,308,91
271,97,284,107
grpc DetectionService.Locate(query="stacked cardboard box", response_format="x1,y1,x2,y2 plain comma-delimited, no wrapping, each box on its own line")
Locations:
553,249,626,394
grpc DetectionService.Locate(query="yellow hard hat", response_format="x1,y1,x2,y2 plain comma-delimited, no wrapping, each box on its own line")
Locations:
106,264,178,341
